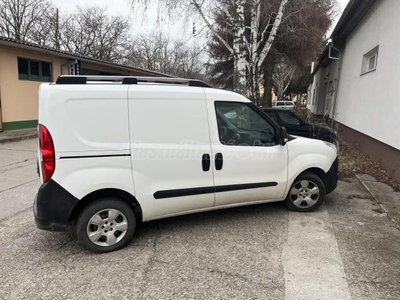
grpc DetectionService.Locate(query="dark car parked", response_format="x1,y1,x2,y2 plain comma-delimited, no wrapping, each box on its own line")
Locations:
262,108,336,143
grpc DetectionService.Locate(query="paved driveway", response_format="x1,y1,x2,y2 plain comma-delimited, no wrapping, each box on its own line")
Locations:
0,139,399,300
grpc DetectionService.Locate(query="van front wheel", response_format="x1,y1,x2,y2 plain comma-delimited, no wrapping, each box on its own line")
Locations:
284,172,326,212
76,198,136,253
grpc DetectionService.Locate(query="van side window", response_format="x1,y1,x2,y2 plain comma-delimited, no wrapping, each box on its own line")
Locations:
215,102,276,147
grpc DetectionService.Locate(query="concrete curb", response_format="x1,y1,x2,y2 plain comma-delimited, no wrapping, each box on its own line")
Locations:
0,133,38,144
355,173,400,231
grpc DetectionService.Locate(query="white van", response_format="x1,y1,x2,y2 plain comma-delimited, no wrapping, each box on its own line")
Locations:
272,100,296,112
35,76,338,253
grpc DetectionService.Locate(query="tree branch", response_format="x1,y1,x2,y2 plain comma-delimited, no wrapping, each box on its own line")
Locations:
258,0,289,69
191,0,234,54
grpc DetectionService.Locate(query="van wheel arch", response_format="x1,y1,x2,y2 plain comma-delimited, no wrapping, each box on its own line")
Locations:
296,167,327,189
69,189,142,224
297,168,326,185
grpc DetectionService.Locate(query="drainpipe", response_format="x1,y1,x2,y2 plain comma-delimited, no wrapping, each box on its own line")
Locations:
328,39,343,129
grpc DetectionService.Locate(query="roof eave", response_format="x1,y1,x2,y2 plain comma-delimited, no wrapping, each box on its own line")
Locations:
308,0,381,84
0,38,173,78
331,0,380,42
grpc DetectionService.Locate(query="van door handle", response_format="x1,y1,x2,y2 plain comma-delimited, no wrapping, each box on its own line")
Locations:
202,154,210,171
215,153,223,170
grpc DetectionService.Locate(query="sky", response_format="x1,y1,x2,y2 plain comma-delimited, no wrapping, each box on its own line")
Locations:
52,0,191,37
337,0,351,12
53,0,133,16
52,0,351,40
330,0,351,34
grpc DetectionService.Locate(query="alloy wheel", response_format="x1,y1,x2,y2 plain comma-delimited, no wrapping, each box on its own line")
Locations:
289,180,320,209
86,209,128,247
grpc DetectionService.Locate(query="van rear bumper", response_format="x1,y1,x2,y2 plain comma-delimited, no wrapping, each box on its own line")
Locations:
34,179,79,231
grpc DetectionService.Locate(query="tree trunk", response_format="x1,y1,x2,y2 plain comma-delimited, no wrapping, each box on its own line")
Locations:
233,1,246,95
260,54,276,107
247,1,261,104
261,72,273,107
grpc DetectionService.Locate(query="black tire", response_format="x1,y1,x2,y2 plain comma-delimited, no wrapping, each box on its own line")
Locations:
284,172,326,212
76,198,136,253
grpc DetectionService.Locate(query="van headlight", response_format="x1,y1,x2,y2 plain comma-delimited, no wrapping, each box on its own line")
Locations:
324,141,337,153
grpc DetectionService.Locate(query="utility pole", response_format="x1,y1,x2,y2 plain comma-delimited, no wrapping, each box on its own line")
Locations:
55,8,60,50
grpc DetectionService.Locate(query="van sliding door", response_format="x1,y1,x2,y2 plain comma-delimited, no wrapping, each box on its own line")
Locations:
128,85,215,220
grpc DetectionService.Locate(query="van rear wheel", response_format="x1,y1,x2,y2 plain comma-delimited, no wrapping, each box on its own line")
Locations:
284,172,326,212
76,198,136,253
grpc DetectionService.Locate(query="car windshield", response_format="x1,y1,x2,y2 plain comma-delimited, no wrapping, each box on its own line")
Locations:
277,110,303,126
262,110,278,122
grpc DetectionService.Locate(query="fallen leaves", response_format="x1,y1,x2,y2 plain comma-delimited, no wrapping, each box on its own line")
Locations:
338,140,400,192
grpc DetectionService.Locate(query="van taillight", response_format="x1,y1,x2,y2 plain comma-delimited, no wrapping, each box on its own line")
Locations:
39,124,55,183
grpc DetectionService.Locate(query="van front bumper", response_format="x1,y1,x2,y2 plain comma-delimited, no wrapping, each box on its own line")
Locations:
34,179,79,231
325,157,339,195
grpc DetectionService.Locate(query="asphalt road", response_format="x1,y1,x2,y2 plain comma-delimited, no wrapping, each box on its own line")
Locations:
0,139,399,300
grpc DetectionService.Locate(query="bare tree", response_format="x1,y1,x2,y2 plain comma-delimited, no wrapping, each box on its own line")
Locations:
208,0,335,105
198,0,332,105
28,6,60,48
0,1,155,65
272,56,295,99
125,33,205,78
0,0,54,42
59,6,131,62
127,34,169,71
176,44,205,78
130,0,293,101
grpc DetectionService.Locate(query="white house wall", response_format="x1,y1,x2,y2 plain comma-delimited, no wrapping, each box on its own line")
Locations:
307,69,325,114
307,70,318,111
316,68,328,115
335,0,400,150
323,60,340,118
308,59,340,117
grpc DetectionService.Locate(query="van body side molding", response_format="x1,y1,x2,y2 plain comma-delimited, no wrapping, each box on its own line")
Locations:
153,182,278,199
215,182,278,192
59,154,131,159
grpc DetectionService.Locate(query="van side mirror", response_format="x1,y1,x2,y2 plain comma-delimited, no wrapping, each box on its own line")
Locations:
279,126,289,146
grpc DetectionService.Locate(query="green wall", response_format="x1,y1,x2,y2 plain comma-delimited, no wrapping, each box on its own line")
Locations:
2,120,38,131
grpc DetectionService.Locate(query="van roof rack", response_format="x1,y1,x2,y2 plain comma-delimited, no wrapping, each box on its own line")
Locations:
55,75,211,88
